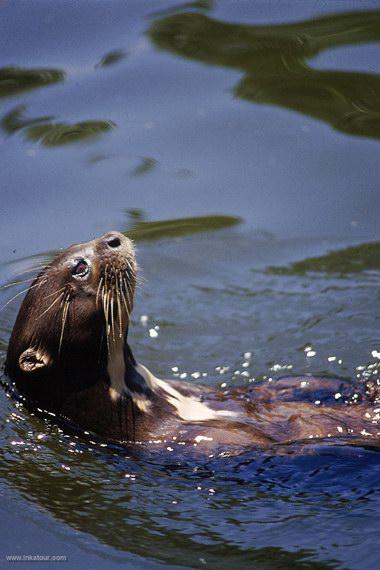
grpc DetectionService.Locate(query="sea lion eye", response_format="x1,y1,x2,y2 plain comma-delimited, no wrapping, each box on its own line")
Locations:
71,259,90,279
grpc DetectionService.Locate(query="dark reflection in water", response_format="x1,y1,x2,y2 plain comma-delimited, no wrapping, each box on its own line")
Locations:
148,10,380,139
1,105,116,147
87,152,115,165
1,105,54,134
131,156,158,176
268,241,380,275
95,49,127,69
123,212,241,240
0,66,64,99
25,119,116,147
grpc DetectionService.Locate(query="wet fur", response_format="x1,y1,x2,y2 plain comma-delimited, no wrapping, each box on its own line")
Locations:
5,232,380,451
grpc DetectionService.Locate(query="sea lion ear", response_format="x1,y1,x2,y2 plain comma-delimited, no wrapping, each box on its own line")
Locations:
19,348,50,373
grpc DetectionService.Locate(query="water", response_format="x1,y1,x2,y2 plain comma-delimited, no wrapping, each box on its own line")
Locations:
0,1,379,568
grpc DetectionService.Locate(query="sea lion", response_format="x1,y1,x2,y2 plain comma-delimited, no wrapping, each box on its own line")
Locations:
4,231,380,450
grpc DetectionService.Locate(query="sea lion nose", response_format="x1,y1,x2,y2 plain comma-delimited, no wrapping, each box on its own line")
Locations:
103,231,126,250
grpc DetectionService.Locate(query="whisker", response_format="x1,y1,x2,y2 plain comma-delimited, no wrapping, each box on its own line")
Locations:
37,277,49,290
106,289,111,323
0,281,44,312
122,277,132,313
101,288,110,354
136,271,145,285
96,276,104,308
125,277,134,312
106,323,111,353
11,264,52,279
103,289,111,352
43,285,67,301
134,269,144,290
100,261,137,349
110,288,115,343
125,259,136,276
119,278,130,317
119,272,129,310
37,290,65,319
59,298,70,354
114,272,123,338
0,277,36,291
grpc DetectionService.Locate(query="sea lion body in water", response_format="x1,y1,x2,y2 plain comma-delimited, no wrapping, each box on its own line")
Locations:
5,232,380,450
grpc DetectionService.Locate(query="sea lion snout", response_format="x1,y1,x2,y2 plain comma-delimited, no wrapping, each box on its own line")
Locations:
94,231,136,272
103,231,125,250
99,231,133,253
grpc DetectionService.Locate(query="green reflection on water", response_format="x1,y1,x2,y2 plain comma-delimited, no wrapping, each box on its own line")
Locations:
0,67,116,147
148,9,380,139
1,105,54,134
25,120,116,147
1,106,116,146
95,49,127,68
268,241,380,275
131,156,158,176
123,212,241,240
0,66,65,98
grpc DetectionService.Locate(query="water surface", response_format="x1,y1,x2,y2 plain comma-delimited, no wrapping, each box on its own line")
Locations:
0,1,379,569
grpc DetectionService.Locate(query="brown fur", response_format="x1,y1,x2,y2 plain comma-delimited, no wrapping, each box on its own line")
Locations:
5,231,380,451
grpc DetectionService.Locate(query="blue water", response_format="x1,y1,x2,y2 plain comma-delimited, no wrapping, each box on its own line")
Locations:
0,1,379,569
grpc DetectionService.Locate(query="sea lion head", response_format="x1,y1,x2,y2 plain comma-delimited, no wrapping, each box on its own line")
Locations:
6,231,137,408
